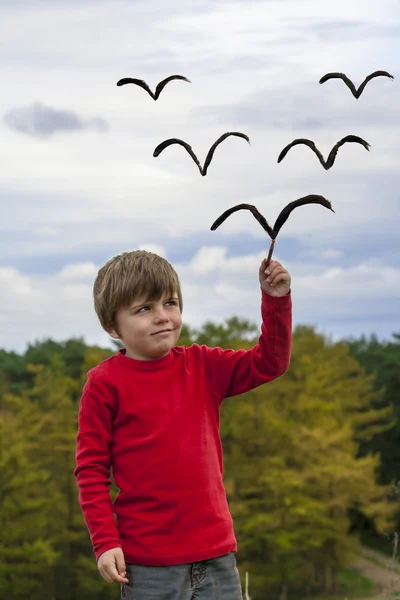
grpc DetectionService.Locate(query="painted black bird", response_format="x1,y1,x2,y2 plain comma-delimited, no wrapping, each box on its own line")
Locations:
211,195,334,266
153,132,251,176
116,75,191,100
319,70,394,98
277,135,370,170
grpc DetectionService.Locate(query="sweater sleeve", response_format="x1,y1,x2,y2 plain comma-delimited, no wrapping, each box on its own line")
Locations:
73,373,122,561
202,288,292,403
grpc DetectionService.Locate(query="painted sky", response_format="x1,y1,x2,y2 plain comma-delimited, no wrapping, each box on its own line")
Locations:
1,0,399,353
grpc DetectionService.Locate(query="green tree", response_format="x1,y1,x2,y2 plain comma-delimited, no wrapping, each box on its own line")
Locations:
221,326,394,600
1,324,396,599
346,332,400,485
0,354,118,600
0,392,61,599
193,316,258,347
25,357,117,599
177,323,195,346
345,332,400,550
0,348,27,394
24,338,96,381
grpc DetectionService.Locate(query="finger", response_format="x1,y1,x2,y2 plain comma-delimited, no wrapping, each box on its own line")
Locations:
103,566,128,585
110,567,129,584
266,266,287,282
260,259,280,275
117,564,128,583
268,274,290,287
116,556,126,577
267,267,288,281
265,262,283,276
267,264,285,276
265,259,281,272
100,569,113,584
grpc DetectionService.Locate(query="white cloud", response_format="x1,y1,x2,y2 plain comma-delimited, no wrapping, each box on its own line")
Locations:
138,243,166,256
34,226,60,237
190,246,228,274
295,260,400,300
60,262,98,280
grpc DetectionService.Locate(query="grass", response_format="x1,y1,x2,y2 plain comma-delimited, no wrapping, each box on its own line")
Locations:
335,567,376,596
295,568,376,600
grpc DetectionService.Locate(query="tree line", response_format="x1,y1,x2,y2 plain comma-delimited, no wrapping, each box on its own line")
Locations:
1,321,399,600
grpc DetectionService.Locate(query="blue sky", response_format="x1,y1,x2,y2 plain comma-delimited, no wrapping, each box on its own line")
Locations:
0,0,399,353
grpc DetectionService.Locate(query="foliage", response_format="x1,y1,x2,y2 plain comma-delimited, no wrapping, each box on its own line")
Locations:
346,332,400,485
221,326,395,599
0,322,398,599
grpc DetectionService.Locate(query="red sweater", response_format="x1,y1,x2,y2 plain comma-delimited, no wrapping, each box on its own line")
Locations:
74,289,292,566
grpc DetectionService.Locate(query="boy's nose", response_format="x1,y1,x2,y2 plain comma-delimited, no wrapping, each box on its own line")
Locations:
155,310,169,323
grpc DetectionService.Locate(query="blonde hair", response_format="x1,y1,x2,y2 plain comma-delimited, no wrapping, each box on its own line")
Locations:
93,250,182,333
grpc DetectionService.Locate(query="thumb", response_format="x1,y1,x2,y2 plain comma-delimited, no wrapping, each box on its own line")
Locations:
115,551,126,577
116,558,126,577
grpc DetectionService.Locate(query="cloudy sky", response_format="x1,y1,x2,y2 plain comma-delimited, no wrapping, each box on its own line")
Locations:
1,0,399,354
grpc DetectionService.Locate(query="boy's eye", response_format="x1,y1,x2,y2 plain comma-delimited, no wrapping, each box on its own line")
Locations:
137,306,149,313
135,300,178,313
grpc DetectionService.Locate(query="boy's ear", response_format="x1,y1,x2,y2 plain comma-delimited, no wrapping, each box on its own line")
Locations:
107,328,120,340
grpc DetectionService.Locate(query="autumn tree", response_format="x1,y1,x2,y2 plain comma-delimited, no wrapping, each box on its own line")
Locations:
221,326,394,600
0,323,397,599
0,392,60,599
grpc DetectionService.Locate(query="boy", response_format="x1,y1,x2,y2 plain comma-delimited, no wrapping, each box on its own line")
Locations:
74,249,292,599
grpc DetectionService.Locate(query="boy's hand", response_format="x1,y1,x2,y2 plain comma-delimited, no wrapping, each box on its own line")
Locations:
259,259,291,297
98,547,129,585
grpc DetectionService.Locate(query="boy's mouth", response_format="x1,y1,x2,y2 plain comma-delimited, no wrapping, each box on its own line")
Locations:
152,329,173,336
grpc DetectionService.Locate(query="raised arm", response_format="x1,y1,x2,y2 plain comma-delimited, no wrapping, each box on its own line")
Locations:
203,261,292,403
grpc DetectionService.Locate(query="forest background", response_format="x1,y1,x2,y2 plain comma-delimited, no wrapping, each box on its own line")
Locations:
1,317,400,600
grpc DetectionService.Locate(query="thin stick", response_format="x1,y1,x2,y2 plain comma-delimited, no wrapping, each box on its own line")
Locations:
266,239,276,267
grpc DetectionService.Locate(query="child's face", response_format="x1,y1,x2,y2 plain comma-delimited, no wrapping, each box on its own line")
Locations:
108,293,182,360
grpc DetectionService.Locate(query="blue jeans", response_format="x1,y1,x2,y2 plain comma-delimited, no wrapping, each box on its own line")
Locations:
121,551,243,599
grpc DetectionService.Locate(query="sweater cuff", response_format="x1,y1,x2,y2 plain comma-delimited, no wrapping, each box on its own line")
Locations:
261,287,291,307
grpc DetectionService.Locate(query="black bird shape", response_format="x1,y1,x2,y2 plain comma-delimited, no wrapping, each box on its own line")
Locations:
153,132,251,176
116,75,191,100
211,195,334,266
277,135,370,170
319,70,394,99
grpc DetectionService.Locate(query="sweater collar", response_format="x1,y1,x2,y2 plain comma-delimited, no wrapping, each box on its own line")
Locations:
115,347,174,371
